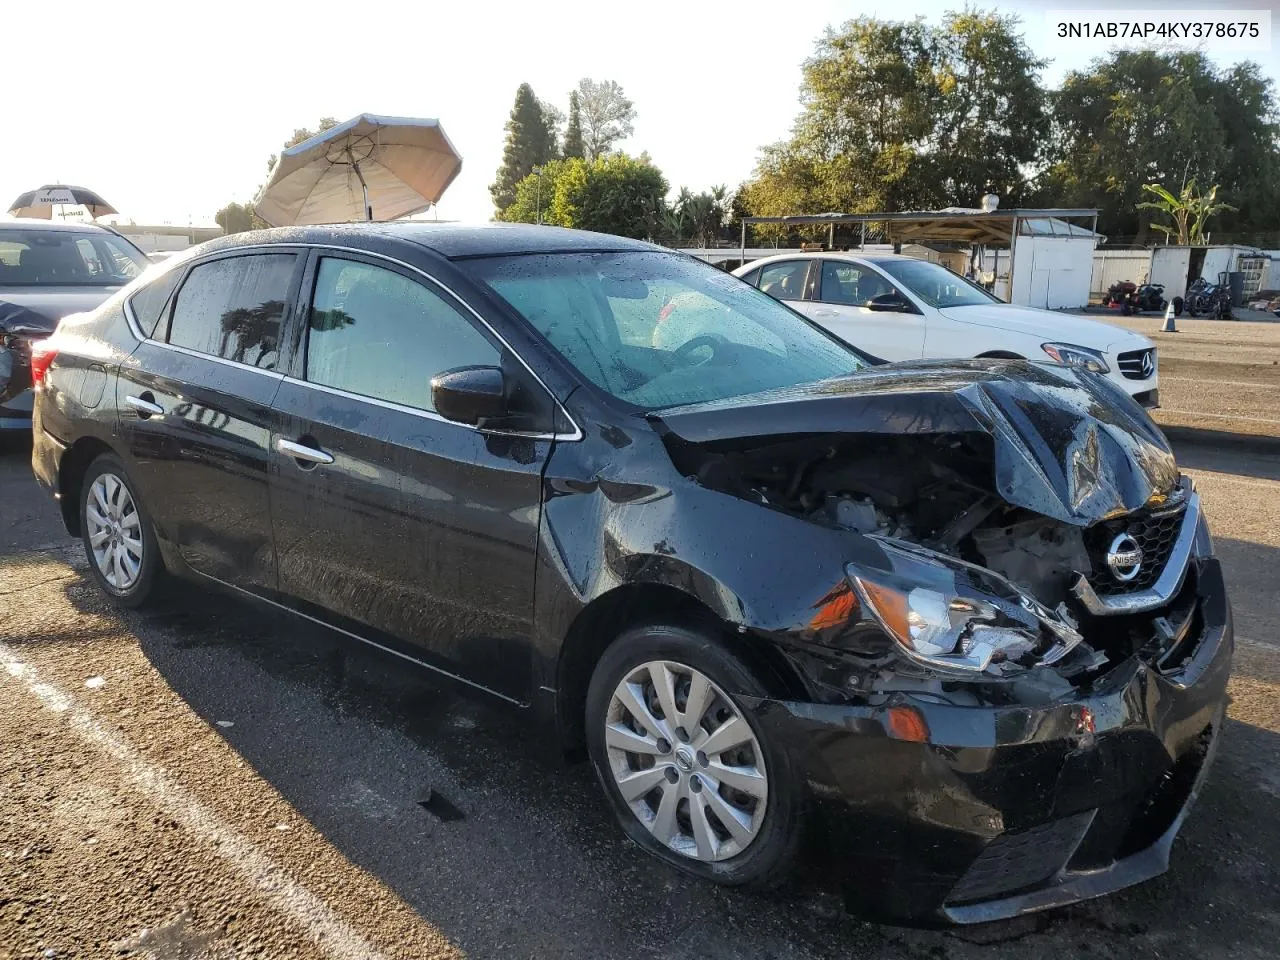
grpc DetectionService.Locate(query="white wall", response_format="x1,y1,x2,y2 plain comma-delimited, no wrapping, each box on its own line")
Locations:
1149,247,1192,300
1011,236,1094,309
1091,250,1150,297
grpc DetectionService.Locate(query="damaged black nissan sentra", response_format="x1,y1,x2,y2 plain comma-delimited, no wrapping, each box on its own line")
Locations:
31,224,1232,925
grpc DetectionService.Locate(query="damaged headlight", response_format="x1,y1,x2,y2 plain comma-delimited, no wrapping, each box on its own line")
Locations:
1041,342,1110,374
847,538,1083,675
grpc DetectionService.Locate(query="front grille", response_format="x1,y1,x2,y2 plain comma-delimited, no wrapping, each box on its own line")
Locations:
947,811,1094,904
1084,506,1185,595
1117,348,1156,381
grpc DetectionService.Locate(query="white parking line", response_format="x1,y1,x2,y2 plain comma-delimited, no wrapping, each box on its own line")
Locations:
1159,409,1280,426
1162,377,1280,390
0,642,392,960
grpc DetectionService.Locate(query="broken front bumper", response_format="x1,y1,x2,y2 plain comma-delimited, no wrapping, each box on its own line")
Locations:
752,557,1232,926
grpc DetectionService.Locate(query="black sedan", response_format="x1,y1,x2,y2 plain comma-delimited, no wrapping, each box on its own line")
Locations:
1,220,149,429
30,223,1232,925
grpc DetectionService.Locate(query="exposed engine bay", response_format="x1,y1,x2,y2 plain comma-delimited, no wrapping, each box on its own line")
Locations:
663,430,1197,685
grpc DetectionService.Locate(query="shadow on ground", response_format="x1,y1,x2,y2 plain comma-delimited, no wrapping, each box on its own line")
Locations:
21,560,1276,960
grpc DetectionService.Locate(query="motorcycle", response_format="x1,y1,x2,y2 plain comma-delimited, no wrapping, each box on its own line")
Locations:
1105,280,1170,316
1185,273,1233,320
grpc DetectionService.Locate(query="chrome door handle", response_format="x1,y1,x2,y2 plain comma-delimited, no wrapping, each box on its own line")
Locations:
125,395,164,417
276,437,334,466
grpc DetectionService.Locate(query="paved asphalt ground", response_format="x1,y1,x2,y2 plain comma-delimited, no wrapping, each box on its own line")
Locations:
2,331,1279,959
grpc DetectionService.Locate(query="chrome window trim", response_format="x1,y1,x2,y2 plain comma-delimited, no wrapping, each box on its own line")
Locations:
1071,489,1202,616
278,374,561,441
123,242,582,442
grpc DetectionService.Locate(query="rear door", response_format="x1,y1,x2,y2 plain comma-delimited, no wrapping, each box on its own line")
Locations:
753,259,815,303
116,249,301,592
795,260,926,361
267,252,554,701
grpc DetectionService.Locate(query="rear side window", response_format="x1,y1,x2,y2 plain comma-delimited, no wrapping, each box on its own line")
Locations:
168,254,295,368
305,257,499,412
757,260,809,301
128,268,183,338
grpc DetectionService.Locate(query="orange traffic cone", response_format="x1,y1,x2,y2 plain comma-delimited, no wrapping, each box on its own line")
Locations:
1161,301,1177,333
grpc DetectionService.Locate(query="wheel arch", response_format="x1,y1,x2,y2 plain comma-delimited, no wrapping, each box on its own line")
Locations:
56,436,116,536
553,581,807,757
975,350,1025,360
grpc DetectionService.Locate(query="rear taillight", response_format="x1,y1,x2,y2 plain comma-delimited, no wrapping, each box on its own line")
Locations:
29,339,58,387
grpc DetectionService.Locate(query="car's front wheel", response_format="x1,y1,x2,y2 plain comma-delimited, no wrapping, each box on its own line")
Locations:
585,623,805,888
80,454,166,608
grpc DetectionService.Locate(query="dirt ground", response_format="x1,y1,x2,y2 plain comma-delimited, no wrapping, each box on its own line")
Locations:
1,326,1279,957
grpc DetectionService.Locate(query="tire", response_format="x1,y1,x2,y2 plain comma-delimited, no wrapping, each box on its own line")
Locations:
1187,299,1199,318
585,623,805,889
79,454,167,608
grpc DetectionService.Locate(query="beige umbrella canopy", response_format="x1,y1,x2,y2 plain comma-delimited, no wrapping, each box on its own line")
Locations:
8,184,118,219
255,114,462,226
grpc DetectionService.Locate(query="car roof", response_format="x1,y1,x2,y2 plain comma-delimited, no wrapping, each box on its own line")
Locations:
0,218,117,235
199,222,666,261
743,251,923,268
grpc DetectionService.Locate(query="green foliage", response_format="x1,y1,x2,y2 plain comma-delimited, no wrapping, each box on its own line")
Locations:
576,78,636,160
665,186,733,245
563,91,585,160
501,154,668,239
1137,181,1236,245
214,201,267,235
742,11,1047,228
1039,50,1277,238
490,84,558,213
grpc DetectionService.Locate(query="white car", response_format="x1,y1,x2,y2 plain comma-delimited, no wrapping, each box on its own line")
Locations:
733,253,1159,407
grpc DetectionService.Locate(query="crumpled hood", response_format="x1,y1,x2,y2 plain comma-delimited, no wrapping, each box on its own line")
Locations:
0,286,121,334
651,359,1178,525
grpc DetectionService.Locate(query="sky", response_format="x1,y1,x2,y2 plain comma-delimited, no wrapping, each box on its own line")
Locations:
2,0,1276,228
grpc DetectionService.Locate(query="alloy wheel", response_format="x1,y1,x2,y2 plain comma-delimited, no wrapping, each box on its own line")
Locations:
604,660,769,862
85,473,144,591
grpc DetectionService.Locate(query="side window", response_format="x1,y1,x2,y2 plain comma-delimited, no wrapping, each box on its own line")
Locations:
757,261,809,301
128,268,183,338
168,254,295,368
820,261,897,306
738,266,761,287
306,257,499,413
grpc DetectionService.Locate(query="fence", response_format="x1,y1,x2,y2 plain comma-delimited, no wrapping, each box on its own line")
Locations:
1090,250,1150,298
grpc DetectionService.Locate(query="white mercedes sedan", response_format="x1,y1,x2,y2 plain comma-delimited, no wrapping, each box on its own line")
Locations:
732,253,1158,407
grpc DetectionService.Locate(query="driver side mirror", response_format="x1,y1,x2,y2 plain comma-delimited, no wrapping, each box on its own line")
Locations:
866,293,911,312
431,365,507,426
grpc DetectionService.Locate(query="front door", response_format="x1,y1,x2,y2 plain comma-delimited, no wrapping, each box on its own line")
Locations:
268,252,552,701
795,260,926,361
116,250,301,591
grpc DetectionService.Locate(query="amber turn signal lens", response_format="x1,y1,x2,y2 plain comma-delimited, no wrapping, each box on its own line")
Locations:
886,706,930,743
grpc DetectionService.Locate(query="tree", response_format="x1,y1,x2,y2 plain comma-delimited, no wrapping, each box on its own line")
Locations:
1137,181,1236,245
214,201,266,235
501,153,668,239
576,78,636,160
539,99,565,157
563,91,585,160
490,84,557,214
738,12,1047,232
1039,50,1278,239
666,185,733,245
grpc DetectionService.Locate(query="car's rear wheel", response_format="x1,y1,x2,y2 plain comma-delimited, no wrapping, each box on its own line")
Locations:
585,623,804,888
80,454,166,608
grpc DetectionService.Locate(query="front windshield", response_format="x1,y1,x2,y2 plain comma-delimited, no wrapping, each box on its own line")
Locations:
874,258,1000,308
467,251,868,409
0,228,147,286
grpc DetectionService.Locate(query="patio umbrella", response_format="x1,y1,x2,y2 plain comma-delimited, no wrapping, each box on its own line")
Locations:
255,114,462,226
8,184,118,219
